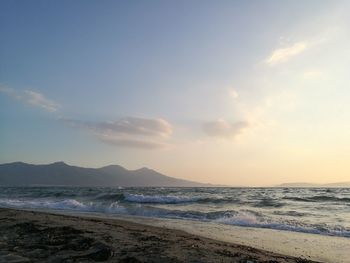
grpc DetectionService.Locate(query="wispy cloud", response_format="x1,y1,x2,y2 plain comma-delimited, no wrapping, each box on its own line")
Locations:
0,86,60,112
22,90,59,112
266,41,307,65
202,119,249,138
98,135,169,149
1,86,172,150
63,117,172,149
63,117,172,137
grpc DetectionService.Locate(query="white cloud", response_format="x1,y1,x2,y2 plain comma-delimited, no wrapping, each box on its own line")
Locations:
202,119,249,138
0,86,60,112
266,42,307,65
63,117,172,149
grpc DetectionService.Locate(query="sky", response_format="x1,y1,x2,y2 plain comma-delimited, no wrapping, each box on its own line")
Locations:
1,0,350,186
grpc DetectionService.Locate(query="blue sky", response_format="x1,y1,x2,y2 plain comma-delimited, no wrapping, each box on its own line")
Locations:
1,0,350,185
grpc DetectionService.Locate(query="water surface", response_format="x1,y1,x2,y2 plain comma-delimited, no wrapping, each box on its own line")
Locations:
1,187,349,237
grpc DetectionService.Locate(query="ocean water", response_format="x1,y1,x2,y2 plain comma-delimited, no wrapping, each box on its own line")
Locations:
0,187,349,238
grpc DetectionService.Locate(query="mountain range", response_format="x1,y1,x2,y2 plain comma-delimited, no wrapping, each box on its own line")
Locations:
0,162,212,187
1,162,349,188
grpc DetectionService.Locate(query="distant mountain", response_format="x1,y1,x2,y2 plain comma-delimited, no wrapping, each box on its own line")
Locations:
0,162,212,187
276,182,350,188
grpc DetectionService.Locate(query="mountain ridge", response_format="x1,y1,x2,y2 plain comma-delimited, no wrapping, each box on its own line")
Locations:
0,161,213,187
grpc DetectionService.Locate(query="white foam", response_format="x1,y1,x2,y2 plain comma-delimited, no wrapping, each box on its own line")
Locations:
0,198,88,210
107,201,127,213
214,212,350,237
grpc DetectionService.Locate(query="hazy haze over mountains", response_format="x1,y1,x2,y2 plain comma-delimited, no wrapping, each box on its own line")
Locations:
0,162,212,187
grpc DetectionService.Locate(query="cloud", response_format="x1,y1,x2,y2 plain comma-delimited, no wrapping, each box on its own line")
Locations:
98,135,169,149
202,119,249,138
63,117,172,149
266,41,307,65
0,86,60,112
63,117,172,137
1,86,171,150
22,90,59,112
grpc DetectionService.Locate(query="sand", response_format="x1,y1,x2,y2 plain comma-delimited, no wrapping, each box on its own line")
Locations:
119,215,350,263
0,208,319,263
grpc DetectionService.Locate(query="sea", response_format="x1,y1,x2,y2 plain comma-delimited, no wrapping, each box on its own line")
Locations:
0,187,349,238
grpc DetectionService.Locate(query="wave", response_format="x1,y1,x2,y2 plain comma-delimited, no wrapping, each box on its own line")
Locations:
1,186,350,239
123,206,350,238
1,197,350,238
253,198,285,208
95,193,124,201
309,196,350,202
123,193,202,204
216,213,350,237
2,192,348,208
273,210,309,217
0,198,87,210
283,196,350,203
122,193,241,204
2,191,242,205
103,193,284,207
0,198,126,214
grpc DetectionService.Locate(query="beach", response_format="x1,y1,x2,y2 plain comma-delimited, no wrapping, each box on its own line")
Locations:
0,208,318,263
1,186,349,263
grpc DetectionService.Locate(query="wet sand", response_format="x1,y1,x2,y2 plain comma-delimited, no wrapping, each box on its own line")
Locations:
121,216,350,263
0,208,317,262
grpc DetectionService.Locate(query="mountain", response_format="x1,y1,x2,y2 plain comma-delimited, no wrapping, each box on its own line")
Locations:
0,162,212,187
276,182,350,188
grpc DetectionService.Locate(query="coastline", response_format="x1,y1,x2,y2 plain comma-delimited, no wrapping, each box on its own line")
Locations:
118,215,350,263
0,208,319,263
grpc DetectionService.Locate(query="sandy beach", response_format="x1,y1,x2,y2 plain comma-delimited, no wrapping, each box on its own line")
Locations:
122,215,350,263
0,208,318,263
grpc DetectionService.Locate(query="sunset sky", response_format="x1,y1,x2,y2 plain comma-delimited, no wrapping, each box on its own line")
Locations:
1,0,350,186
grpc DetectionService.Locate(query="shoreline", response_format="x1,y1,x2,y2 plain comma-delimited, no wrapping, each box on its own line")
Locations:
115,214,350,263
43,210,350,263
0,208,319,263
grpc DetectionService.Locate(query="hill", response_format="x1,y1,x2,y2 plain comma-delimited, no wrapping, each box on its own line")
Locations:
0,162,212,187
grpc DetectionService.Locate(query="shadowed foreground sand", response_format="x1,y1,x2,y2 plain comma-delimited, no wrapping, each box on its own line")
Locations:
0,208,317,263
